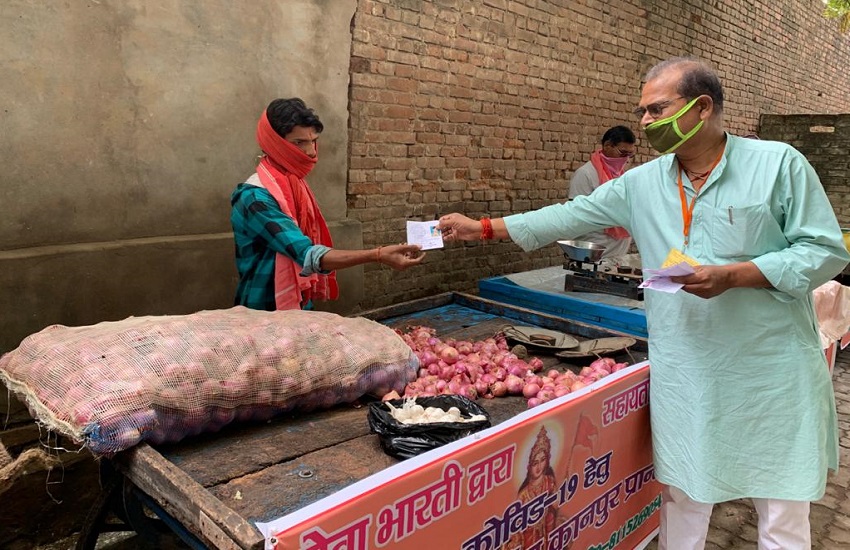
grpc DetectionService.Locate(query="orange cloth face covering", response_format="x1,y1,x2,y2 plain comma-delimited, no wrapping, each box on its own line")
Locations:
255,110,339,310
589,149,630,240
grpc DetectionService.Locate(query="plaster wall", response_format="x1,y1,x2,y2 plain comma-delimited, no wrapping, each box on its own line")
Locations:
0,0,359,354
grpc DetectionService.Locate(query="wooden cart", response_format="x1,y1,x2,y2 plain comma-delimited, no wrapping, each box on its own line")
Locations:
77,292,647,549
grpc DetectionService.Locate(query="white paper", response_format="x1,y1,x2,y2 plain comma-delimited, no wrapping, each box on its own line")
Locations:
406,220,444,250
638,261,696,293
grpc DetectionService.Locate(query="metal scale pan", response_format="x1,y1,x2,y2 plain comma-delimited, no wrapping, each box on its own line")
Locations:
558,240,644,300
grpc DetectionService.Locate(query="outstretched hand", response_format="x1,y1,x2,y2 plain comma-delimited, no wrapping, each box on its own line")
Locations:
437,213,481,242
379,244,425,270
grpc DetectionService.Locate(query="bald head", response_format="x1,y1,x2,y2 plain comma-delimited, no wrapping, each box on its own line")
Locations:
645,57,724,115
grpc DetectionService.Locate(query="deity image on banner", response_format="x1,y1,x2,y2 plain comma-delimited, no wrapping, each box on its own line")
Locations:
504,424,564,550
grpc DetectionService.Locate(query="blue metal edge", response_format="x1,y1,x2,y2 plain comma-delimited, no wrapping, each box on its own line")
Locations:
478,276,648,339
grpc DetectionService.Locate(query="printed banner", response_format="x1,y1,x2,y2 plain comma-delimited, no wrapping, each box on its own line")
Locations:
257,362,660,550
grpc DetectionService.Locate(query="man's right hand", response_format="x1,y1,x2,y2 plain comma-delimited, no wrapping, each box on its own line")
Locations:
437,213,482,241
379,244,425,270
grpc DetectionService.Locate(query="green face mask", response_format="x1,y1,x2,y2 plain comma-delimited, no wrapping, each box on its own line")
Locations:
644,97,704,154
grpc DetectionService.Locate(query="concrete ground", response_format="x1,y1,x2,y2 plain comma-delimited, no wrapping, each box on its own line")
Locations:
35,348,850,550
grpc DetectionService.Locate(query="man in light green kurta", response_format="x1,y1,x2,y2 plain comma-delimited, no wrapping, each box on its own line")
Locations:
438,57,849,549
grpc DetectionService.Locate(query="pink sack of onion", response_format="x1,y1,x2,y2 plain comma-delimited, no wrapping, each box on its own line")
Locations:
397,326,628,409
0,307,417,456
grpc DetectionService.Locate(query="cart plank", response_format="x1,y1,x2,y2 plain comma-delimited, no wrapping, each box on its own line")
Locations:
116,444,265,550
206,435,396,523
203,395,533,523
155,406,370,487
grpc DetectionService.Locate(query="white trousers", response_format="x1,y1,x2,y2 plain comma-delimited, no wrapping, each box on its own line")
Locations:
658,485,812,550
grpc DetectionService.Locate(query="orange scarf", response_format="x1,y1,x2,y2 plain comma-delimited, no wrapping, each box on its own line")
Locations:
589,150,630,240
255,111,339,310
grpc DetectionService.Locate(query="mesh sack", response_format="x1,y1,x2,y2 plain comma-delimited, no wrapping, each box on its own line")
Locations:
0,306,418,456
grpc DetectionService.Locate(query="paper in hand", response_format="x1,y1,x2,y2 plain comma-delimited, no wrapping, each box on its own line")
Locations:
406,220,444,250
639,261,696,293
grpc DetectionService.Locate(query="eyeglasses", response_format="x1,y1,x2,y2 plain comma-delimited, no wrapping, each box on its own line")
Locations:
633,96,685,119
616,147,635,158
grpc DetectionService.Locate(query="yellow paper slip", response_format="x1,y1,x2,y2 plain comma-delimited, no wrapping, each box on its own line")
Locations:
661,248,700,268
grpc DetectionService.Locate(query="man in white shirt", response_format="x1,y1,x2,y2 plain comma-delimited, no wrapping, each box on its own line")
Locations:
568,125,637,265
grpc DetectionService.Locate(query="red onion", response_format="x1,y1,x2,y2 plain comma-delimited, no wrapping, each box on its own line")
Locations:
505,374,524,395
440,346,460,365
466,363,483,380
590,357,615,370
507,363,527,378
522,383,540,399
560,371,578,383
490,366,507,381
537,388,555,402
421,350,438,366
440,365,454,380
491,381,508,397
481,340,499,355
457,341,474,355
527,398,542,408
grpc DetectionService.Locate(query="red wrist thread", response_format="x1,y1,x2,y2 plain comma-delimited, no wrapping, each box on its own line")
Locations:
480,217,494,240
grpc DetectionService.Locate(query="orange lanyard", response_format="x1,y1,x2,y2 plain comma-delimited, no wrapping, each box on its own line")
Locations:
677,148,725,246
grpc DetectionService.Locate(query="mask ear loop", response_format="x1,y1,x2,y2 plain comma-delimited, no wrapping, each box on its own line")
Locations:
671,96,710,143
645,96,703,131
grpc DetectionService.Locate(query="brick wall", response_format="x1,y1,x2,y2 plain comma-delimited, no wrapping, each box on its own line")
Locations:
348,0,850,309
760,115,850,226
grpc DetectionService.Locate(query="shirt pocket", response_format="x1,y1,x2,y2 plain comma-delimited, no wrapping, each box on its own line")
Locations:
711,203,785,259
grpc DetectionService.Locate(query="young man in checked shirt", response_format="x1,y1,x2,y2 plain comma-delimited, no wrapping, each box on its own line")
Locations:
231,98,424,311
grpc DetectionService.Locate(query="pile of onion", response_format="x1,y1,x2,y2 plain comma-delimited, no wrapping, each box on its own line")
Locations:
396,326,629,408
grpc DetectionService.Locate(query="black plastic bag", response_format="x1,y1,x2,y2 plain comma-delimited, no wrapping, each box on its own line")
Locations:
367,395,491,460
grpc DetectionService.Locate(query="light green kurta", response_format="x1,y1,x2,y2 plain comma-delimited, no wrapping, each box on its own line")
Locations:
505,134,850,502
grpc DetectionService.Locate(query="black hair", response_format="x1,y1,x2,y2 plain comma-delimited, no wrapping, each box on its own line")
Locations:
601,125,636,145
645,57,724,113
265,98,324,138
